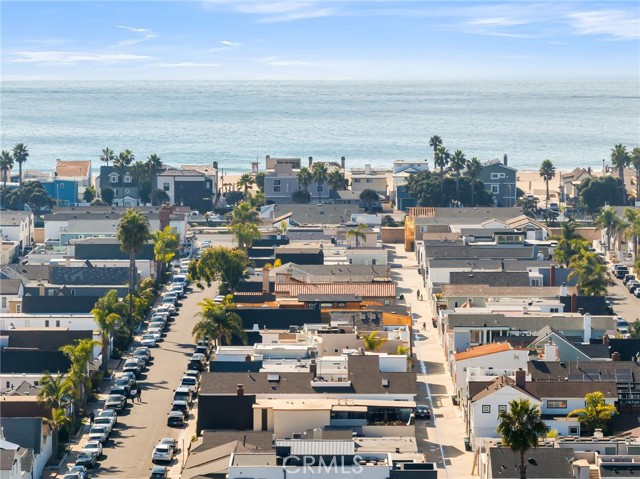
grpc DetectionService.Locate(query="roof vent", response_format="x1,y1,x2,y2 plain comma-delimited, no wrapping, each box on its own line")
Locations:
267,374,280,383
381,379,389,387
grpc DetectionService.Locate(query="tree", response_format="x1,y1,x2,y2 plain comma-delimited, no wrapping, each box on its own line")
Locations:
539,159,556,204
83,186,96,203
60,338,101,413
228,201,260,249
12,143,29,186
610,144,630,202
193,298,246,347
145,153,162,184
188,246,249,294
594,207,622,252
359,189,379,213
517,195,539,218
428,135,442,167
129,160,148,205
407,171,493,208
224,190,244,207
578,176,625,215
1,150,14,208
361,331,387,352
152,226,180,283
101,187,115,205
91,290,124,370
553,221,587,266
296,166,312,193
623,207,640,260
434,146,450,206
117,209,150,324
568,247,612,296
328,169,349,191
4,180,54,215
466,157,483,207
37,372,74,457
497,399,549,479
568,391,617,435
237,173,255,196
100,147,116,167
150,188,169,206
628,319,640,339
311,162,329,204
346,223,368,248
630,147,640,202
255,172,265,192
450,149,466,203
292,189,311,204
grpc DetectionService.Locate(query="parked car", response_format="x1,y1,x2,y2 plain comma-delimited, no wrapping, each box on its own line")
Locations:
75,452,97,469
173,386,193,405
88,425,110,443
98,408,117,425
180,376,198,395
82,440,103,457
150,465,168,479
159,437,177,452
119,371,137,386
123,359,143,376
623,274,636,285
152,443,175,463
194,344,210,358
171,284,185,298
93,416,115,433
167,410,185,427
65,465,88,479
213,294,226,304
149,321,167,333
141,334,157,348
113,377,132,397
615,267,630,279
188,353,207,372
627,281,640,293
105,394,126,411
133,347,151,363
172,274,188,287
414,405,432,419
171,400,190,419
185,369,200,380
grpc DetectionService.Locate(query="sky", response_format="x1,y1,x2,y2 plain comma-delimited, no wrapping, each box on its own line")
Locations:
1,1,639,81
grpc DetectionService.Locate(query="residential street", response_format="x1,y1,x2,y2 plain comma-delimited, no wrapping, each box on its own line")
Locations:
61,282,214,479
389,244,474,479
608,272,639,323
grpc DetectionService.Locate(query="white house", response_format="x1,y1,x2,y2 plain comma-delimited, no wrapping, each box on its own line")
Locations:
0,212,34,251
0,313,96,331
346,249,389,266
0,280,23,313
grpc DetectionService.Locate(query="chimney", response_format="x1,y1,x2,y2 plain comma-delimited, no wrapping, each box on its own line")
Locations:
503,154,508,166
612,352,621,361
65,257,71,267
341,156,346,169
308,156,313,167
515,369,526,390
159,204,171,229
571,293,578,313
237,384,244,396
602,334,609,346
583,313,592,344
544,341,558,362
262,266,270,294
550,265,556,287
559,282,568,297
213,161,218,170
310,359,317,378
38,283,45,297
365,164,371,175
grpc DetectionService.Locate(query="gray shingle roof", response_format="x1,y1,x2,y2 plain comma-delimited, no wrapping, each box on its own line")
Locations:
424,246,535,260
489,447,573,478
50,266,129,285
0,280,22,295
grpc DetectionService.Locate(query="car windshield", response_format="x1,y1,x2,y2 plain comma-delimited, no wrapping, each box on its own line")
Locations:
182,377,195,384
107,394,122,401
156,445,170,452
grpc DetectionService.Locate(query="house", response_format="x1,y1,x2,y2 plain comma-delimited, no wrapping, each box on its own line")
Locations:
349,164,389,197
272,264,391,284
0,439,34,479
1,417,53,479
55,160,92,189
97,165,142,206
261,203,362,226
0,211,34,252
347,248,389,266
476,157,517,207
21,265,131,298
480,446,574,479
0,242,20,266
0,280,23,313
156,169,213,213
392,160,429,211
276,282,397,305
41,178,78,206
0,313,96,331
181,162,220,204
0,349,71,390
560,167,593,205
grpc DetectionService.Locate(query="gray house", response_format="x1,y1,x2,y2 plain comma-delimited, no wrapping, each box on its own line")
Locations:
476,156,517,207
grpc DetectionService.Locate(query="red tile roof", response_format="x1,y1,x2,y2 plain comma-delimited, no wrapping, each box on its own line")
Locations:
276,282,396,298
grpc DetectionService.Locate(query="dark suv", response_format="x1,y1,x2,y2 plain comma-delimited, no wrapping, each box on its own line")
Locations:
615,267,629,279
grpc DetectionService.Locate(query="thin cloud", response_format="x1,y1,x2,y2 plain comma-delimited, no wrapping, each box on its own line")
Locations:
263,56,313,66
10,51,152,64
467,17,530,27
152,62,219,68
220,40,242,47
116,25,149,33
567,10,640,40
206,1,336,23
117,34,156,47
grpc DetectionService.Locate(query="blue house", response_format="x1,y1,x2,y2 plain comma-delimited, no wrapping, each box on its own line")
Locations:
42,179,78,206
392,160,429,211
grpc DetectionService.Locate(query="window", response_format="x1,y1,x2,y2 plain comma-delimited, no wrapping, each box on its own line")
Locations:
372,259,377,265
110,175,118,183
163,183,170,192
48,290,56,296
550,308,559,313
530,279,541,287
16,304,21,313
1,297,5,308
274,185,281,192
33,381,39,386
125,189,130,194
491,172,506,179
569,426,579,435
124,175,132,183
45,320,50,327
547,400,567,409
59,183,65,189
354,179,361,183
114,189,118,196
317,185,323,192
5,382,9,389
498,405,507,412
482,405,491,413
273,180,281,186
366,179,373,183
491,185,500,194
55,320,60,327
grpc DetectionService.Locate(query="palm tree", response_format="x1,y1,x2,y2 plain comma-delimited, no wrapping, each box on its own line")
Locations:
361,331,387,352
151,226,180,283
466,157,483,207
623,207,640,260
193,298,246,347
297,167,313,193
611,144,630,203
568,247,612,296
311,162,329,204
553,221,586,265
628,319,640,339
100,147,116,167
1,150,14,208
346,223,367,248
450,149,466,204
568,391,617,435
359,189,379,213
37,372,74,457
594,207,622,252
230,222,260,250
145,153,162,183
237,173,255,196
328,169,348,191
428,135,442,167
60,338,101,411
497,399,549,479
129,161,147,205
630,147,640,202
539,159,556,206
91,291,124,371
434,146,450,206
12,143,29,186
114,149,134,179
117,209,150,324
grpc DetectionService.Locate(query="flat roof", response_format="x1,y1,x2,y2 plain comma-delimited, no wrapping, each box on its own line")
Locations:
231,453,278,467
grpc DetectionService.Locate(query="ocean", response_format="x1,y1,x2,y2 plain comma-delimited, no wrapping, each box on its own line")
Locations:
1,81,638,174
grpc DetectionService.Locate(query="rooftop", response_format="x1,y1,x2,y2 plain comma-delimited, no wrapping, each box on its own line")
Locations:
453,342,515,361
55,160,91,178
489,446,573,478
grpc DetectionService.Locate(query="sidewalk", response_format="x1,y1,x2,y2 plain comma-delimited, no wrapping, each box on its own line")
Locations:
389,244,475,478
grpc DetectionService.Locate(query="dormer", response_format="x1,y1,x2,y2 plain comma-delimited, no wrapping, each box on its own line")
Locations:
109,172,119,183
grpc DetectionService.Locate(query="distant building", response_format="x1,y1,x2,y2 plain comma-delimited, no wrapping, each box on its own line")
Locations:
97,165,142,207
55,159,92,194
350,164,388,197
476,156,517,207
392,160,429,211
0,211,34,252
41,179,78,206
156,169,213,213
